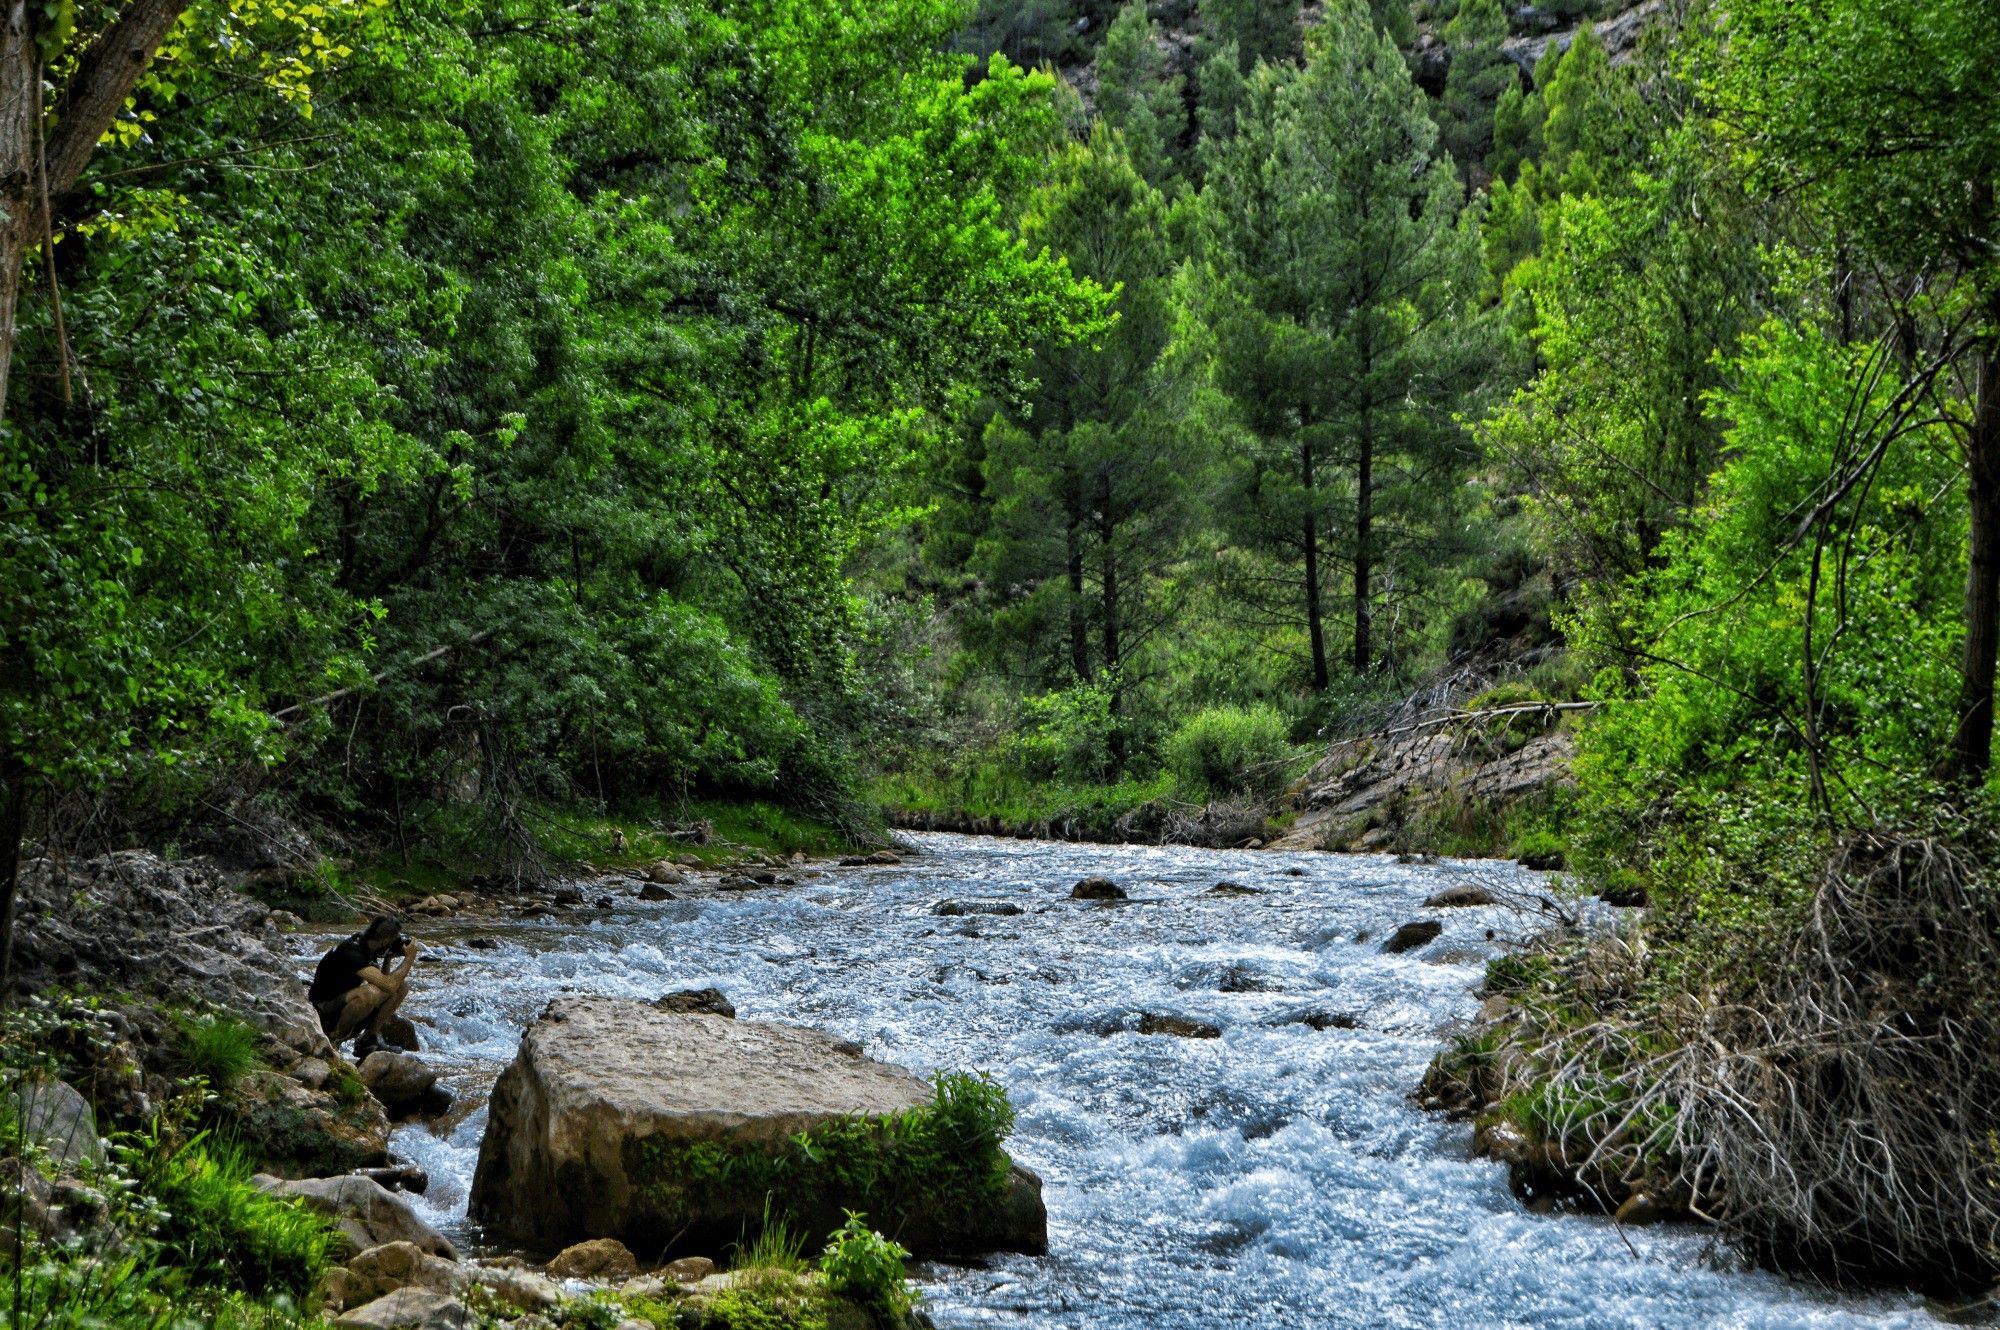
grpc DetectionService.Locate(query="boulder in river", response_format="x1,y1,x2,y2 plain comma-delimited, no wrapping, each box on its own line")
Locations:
1382,920,1444,954
1137,1013,1222,1039
1422,884,1496,908
637,883,676,901
932,900,1025,917
1071,876,1126,900
468,996,1046,1257
1206,881,1262,897
359,1051,449,1120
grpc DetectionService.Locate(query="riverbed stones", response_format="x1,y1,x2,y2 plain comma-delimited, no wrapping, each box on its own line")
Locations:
546,1237,638,1281
1207,881,1262,896
662,1256,716,1283
1422,884,1496,908
637,883,675,901
256,1174,457,1260
360,1051,434,1108
932,900,1025,916
1071,876,1125,900
1382,920,1443,954
468,995,1046,1256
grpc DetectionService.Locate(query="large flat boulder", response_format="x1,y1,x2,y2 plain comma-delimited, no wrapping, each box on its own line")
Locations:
469,996,1045,1257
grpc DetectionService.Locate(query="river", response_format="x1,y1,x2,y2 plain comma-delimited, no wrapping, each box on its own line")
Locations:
330,832,1936,1329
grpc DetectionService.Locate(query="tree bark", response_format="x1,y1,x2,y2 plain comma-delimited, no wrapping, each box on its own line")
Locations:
0,0,195,423
1353,430,1374,674
1947,337,2000,784
0,0,40,418
1301,429,1328,691
1065,512,1089,683
0,753,26,1005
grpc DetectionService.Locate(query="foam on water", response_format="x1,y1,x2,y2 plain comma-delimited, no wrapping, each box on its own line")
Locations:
301,833,1939,1328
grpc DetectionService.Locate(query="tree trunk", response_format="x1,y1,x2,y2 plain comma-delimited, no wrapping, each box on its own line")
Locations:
0,0,197,424
1301,432,1328,691
1099,501,1124,770
1947,338,2000,784
1065,513,1089,683
0,0,40,419
0,753,26,1005
1353,430,1374,674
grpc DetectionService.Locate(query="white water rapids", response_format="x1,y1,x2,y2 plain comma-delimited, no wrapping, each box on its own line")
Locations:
311,832,1940,1328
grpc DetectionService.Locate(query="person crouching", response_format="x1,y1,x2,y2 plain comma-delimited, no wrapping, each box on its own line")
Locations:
309,914,417,1057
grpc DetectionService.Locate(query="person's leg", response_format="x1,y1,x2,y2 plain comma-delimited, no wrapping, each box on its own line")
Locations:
359,983,406,1043
328,984,386,1047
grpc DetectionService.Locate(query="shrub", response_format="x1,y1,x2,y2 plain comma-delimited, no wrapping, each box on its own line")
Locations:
172,1014,263,1088
1164,705,1294,800
819,1213,913,1319
1011,678,1120,782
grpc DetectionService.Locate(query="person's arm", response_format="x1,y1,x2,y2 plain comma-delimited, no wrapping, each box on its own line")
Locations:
356,942,418,992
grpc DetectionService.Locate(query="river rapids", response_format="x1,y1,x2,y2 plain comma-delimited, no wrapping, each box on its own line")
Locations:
321,832,1937,1329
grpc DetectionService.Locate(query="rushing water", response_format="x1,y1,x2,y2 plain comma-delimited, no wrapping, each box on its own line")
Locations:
312,833,1938,1329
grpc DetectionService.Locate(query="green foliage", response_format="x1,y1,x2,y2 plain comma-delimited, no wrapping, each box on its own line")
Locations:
1163,705,1294,799
818,1213,914,1319
170,1015,263,1090
631,1072,1017,1243
148,1141,337,1297
1012,679,1122,784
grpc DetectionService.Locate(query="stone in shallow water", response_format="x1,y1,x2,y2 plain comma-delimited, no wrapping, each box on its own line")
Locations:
1071,876,1125,900
1382,920,1443,954
1137,1013,1222,1039
655,987,735,1018
468,996,1045,1257
1422,884,1496,908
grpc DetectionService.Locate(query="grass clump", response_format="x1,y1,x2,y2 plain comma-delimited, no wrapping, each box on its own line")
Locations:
146,1138,336,1296
170,1013,263,1088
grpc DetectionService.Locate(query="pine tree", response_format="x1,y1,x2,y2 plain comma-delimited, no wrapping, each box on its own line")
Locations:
972,129,1201,736
1438,0,1514,183
1095,0,1187,192
1192,0,1493,684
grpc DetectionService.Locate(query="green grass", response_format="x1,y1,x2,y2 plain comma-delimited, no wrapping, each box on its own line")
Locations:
149,1140,339,1295
874,763,1178,833
171,1013,264,1088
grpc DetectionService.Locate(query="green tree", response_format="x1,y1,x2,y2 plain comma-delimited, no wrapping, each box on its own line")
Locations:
1438,0,1515,183
1095,0,1187,192
969,130,1198,747
1191,0,1492,685
1709,0,2000,783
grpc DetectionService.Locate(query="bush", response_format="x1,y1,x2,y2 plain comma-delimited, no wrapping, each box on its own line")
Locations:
819,1213,913,1319
1164,705,1293,800
171,1014,263,1088
1011,678,1120,783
